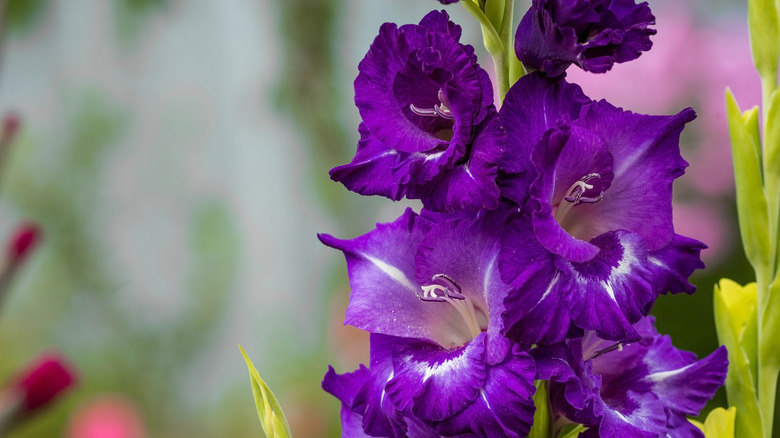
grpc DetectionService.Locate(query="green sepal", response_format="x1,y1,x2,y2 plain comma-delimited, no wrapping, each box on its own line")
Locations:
239,344,292,438
690,407,737,438
748,0,780,84
528,380,551,438
713,279,763,438
725,90,770,271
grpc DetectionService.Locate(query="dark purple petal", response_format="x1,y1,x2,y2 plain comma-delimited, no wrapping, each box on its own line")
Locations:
515,0,655,76
329,123,406,200
647,234,707,295
433,345,537,437
563,231,653,342
322,365,375,438
499,213,575,345
533,341,601,418
437,0,460,3
498,73,589,205
339,10,497,211
410,111,505,212
385,334,487,421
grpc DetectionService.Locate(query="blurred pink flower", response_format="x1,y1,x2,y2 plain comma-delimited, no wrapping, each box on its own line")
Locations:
67,396,146,438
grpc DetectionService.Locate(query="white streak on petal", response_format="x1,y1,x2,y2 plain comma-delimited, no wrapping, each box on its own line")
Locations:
644,362,695,382
363,253,417,292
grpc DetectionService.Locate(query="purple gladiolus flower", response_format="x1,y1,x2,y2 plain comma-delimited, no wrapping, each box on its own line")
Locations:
331,10,504,213
533,317,728,437
320,208,536,437
515,0,656,76
498,73,705,343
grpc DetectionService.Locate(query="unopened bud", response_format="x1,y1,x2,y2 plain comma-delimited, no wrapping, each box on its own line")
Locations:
15,353,76,414
7,223,40,265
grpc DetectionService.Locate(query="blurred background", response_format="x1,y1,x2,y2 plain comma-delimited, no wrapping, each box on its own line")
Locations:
0,0,763,436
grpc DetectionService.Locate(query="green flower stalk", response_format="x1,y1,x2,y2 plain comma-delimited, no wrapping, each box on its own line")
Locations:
722,0,780,436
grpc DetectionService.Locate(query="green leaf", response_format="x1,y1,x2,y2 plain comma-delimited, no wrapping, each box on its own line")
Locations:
690,407,737,438
725,90,770,272
528,381,551,438
484,0,506,34
239,344,292,438
713,279,763,438
748,0,780,84
557,424,587,438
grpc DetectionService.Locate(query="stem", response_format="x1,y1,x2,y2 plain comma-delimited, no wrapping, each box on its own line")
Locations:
757,67,779,438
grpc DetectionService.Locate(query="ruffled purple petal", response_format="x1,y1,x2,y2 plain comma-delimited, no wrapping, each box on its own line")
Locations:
647,234,707,295
533,341,601,419
410,110,505,212
329,123,405,200
516,0,655,75
341,10,496,210
385,333,487,421
433,345,537,437
562,231,653,342
515,0,581,77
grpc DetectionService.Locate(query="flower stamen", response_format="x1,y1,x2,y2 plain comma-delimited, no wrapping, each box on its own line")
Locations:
410,89,455,120
417,274,482,340
555,173,604,224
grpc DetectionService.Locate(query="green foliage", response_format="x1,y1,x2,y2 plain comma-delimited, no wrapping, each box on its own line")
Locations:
115,0,169,44
3,0,48,35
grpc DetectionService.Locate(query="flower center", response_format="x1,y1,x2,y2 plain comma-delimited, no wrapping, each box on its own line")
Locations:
554,173,605,225
417,274,483,341
409,89,454,120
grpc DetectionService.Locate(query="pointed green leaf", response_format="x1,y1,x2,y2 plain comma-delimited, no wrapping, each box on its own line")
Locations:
239,344,292,438
690,407,737,438
726,90,770,271
713,279,763,438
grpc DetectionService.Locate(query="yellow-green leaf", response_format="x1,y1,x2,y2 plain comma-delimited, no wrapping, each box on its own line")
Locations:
239,344,292,438
690,407,737,438
713,279,762,438
726,90,770,271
